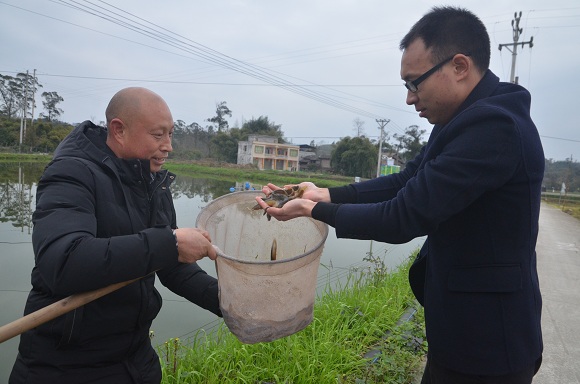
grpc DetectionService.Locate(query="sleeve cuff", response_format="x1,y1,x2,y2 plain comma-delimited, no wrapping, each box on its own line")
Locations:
311,202,339,227
329,184,357,203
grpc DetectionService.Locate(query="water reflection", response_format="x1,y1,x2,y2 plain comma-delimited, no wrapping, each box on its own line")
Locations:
0,162,242,229
0,163,44,233
171,176,236,202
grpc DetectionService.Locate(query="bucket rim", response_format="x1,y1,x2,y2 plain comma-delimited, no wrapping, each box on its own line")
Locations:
197,190,329,265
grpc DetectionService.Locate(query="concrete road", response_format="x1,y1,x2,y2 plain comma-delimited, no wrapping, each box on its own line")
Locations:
534,203,580,384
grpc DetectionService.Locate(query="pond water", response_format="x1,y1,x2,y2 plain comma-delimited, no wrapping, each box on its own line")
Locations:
0,162,424,381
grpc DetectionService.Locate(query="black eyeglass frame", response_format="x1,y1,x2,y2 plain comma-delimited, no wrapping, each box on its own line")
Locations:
404,54,463,93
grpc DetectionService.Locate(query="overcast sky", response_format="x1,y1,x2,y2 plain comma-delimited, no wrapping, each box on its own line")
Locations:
1,0,578,161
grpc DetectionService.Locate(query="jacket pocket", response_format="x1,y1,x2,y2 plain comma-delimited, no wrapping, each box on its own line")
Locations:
409,244,428,306
138,284,163,327
56,307,84,348
448,264,522,293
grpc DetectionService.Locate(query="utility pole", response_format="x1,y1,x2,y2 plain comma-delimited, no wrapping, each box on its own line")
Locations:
498,11,534,84
23,70,29,144
375,119,390,178
19,72,28,153
29,69,36,147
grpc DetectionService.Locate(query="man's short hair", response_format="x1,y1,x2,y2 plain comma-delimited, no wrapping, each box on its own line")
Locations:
400,6,490,72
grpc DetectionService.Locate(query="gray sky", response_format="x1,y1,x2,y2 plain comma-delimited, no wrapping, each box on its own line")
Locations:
1,0,578,161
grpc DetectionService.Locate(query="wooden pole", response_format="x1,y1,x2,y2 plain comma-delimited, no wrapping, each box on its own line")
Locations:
0,276,144,344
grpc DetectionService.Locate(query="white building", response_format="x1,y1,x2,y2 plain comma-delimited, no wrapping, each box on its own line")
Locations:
237,135,300,171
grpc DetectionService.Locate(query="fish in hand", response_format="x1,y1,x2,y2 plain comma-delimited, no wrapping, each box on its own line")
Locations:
252,185,306,221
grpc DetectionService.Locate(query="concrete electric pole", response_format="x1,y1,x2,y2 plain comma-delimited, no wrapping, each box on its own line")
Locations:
29,69,36,142
498,11,534,84
375,119,390,178
19,71,28,152
22,70,29,143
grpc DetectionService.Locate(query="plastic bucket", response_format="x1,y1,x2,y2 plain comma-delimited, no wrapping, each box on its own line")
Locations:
196,191,328,343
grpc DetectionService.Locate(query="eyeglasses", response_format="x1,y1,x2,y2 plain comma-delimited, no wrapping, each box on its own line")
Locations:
404,55,456,93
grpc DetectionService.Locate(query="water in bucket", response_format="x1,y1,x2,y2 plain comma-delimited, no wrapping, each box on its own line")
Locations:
196,190,328,344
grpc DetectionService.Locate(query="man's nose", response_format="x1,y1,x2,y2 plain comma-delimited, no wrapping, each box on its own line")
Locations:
406,90,418,105
161,136,173,152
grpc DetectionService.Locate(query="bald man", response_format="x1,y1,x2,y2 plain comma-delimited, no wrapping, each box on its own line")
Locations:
10,87,221,384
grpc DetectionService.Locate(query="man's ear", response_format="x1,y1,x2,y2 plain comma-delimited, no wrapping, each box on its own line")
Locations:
109,118,125,145
452,54,471,80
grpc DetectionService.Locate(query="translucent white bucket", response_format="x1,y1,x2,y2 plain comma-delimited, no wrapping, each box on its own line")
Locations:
196,191,328,343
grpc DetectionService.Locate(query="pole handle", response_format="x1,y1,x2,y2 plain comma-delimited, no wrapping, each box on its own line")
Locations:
0,276,143,344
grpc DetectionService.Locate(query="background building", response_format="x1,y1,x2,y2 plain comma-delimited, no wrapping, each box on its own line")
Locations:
237,135,300,171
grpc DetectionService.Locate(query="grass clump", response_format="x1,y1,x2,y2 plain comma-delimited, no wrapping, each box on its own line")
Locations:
543,193,580,221
0,153,52,162
164,161,353,189
158,252,426,383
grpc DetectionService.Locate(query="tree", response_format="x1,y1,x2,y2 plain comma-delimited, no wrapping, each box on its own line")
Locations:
240,116,284,141
0,117,20,147
206,101,232,132
211,128,242,163
44,123,74,151
544,158,580,193
377,130,395,154
0,72,41,120
40,91,64,122
171,121,210,160
331,136,377,178
17,120,73,152
0,71,46,151
393,125,427,162
352,117,366,137
0,74,22,119
16,72,41,120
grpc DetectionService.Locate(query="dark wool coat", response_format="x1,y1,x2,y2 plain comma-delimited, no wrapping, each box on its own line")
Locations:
10,121,221,384
313,70,544,375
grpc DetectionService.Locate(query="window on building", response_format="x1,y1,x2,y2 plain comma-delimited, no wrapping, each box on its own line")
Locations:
289,149,298,157
254,146,264,154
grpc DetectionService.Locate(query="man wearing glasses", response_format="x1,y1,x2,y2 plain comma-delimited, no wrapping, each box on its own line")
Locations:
257,6,544,384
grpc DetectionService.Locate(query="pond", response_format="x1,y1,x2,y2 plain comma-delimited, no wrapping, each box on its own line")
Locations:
0,161,424,381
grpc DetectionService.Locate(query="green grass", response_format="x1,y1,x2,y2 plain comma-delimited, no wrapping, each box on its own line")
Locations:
164,161,354,189
0,153,52,162
542,193,580,221
158,253,426,384
0,154,355,188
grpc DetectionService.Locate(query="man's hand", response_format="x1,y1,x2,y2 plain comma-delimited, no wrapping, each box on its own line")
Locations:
254,197,317,222
255,182,327,222
261,182,331,203
174,228,217,262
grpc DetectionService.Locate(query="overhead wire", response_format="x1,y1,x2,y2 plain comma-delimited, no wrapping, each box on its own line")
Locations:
52,0,391,122
4,1,580,139
3,0,429,137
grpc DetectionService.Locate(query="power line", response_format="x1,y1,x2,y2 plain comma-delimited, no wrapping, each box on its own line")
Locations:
0,0,419,136
51,0,388,121
0,71,400,87
540,135,580,143
0,69,413,137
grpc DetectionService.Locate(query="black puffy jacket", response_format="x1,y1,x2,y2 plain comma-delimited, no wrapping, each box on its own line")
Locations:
10,121,221,384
